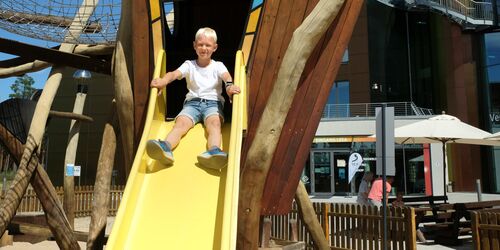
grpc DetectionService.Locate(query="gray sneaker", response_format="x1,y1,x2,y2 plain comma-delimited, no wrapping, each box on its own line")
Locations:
146,140,174,166
197,147,228,169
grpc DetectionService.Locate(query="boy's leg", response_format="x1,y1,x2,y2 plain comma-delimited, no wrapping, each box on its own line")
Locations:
165,115,194,148
146,115,193,165
197,114,227,169
204,115,222,149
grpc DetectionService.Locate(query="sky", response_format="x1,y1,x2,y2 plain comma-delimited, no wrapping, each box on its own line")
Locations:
0,29,56,102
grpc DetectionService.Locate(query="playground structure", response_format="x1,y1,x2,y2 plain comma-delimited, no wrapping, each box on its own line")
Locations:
3,0,485,248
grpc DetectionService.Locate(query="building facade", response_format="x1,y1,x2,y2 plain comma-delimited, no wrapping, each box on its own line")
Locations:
304,0,500,196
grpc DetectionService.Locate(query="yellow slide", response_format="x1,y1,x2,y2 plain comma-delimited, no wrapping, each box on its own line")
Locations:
106,50,246,250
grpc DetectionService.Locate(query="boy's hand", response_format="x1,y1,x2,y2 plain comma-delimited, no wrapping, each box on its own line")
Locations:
151,78,167,96
226,85,241,95
226,85,241,103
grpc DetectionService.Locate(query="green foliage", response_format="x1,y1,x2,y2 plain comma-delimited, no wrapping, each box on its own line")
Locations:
9,74,36,99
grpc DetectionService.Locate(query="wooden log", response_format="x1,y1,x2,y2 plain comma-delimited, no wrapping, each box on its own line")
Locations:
0,2,97,249
131,0,151,146
0,122,79,249
112,0,134,176
49,110,93,122
263,0,365,214
0,230,13,247
295,181,329,249
87,100,117,250
8,222,90,242
237,0,345,249
0,10,102,32
0,44,113,78
63,91,87,228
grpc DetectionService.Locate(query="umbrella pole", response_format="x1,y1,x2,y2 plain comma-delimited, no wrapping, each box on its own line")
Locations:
442,142,447,202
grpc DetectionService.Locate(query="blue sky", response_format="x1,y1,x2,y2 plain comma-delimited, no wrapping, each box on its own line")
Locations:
0,29,57,102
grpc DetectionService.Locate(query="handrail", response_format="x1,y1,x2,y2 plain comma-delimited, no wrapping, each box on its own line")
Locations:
426,0,494,23
220,50,246,250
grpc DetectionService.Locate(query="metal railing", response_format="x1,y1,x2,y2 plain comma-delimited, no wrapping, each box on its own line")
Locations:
417,0,493,25
321,102,433,119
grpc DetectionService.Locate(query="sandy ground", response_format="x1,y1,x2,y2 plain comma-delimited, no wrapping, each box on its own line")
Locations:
1,216,115,249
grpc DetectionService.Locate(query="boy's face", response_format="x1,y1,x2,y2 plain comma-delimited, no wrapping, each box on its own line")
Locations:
193,35,217,61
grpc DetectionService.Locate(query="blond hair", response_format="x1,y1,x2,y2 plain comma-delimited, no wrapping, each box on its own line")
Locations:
195,27,217,43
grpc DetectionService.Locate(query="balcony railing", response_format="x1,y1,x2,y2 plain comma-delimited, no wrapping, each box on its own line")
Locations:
321,102,434,119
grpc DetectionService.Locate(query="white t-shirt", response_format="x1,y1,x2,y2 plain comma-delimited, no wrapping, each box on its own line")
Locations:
177,59,229,103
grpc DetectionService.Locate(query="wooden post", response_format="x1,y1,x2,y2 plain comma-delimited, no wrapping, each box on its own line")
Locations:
0,0,97,243
471,211,481,250
405,207,417,250
295,181,330,250
63,88,87,228
289,219,298,242
112,0,134,177
261,218,272,248
87,100,117,250
0,123,79,249
237,0,345,248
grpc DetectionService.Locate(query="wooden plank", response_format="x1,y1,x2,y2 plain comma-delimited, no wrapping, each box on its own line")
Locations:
396,208,402,250
238,0,346,247
355,205,361,250
471,212,481,250
480,212,490,250
490,212,499,250
268,0,365,214
245,0,285,127
335,204,340,247
344,204,352,249
362,205,367,250
244,0,297,158
0,37,111,75
497,213,500,250
262,0,331,213
131,0,152,147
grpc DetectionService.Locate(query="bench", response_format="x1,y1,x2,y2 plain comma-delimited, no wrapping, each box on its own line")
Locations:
387,196,450,224
388,195,448,208
432,200,500,245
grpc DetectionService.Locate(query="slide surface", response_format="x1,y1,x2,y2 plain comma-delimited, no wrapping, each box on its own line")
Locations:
106,50,246,250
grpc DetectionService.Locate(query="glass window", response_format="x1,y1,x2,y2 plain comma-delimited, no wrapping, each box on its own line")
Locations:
305,142,426,196
341,49,349,64
485,32,500,192
485,33,500,84
324,81,350,117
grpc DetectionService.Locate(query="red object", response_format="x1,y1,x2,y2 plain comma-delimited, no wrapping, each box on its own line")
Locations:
423,144,433,196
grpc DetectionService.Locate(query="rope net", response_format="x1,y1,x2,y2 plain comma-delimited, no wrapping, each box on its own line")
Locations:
0,0,121,45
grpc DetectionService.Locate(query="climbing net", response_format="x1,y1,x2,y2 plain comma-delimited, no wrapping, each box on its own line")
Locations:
0,0,121,45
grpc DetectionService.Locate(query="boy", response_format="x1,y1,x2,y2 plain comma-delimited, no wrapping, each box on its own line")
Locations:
146,27,240,169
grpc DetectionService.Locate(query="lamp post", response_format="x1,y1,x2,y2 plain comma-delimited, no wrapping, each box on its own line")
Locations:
63,69,91,228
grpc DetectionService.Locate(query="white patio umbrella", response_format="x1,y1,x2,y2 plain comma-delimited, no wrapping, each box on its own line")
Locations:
485,132,500,140
393,114,499,201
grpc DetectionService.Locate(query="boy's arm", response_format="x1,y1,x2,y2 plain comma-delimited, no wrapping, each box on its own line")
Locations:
222,72,240,98
151,70,182,95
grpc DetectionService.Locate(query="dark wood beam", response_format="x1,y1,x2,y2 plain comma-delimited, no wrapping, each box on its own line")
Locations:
0,37,111,75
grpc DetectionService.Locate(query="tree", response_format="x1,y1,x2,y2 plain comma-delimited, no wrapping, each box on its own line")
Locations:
9,74,36,99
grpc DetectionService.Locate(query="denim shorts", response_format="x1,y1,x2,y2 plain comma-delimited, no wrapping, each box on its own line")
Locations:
176,98,224,125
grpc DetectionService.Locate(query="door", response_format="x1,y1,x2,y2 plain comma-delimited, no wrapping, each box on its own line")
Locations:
333,151,350,195
311,151,334,195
